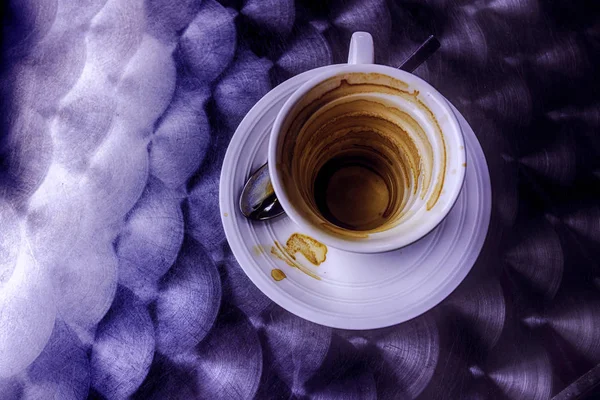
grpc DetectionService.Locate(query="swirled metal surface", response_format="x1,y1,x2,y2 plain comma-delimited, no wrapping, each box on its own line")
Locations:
0,0,599,398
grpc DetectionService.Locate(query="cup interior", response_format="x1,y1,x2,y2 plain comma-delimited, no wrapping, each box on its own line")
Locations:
270,65,465,252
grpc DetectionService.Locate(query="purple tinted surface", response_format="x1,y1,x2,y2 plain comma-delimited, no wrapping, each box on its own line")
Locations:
0,0,599,398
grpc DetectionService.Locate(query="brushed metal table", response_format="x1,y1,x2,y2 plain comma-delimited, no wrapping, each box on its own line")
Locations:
0,0,598,398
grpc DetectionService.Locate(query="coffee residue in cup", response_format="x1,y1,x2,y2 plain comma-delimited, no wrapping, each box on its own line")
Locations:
270,233,327,280
314,158,392,231
278,72,448,237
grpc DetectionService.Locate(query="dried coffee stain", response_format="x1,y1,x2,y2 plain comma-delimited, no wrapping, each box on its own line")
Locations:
271,242,320,280
271,269,286,281
286,233,327,265
270,233,328,280
253,245,265,256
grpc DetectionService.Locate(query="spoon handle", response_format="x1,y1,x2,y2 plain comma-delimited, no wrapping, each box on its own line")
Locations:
398,35,441,73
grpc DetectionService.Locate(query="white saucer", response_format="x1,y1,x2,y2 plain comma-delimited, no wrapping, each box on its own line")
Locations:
219,66,491,330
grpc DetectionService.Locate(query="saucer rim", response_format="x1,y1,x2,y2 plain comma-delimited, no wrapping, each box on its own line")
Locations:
219,66,492,329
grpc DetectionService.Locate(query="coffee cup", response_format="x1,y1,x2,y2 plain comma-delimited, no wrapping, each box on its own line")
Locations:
268,32,466,253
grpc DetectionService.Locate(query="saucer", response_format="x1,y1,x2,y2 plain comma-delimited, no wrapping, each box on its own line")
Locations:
219,66,491,330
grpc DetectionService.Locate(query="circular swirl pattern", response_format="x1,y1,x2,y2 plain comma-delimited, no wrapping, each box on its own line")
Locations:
90,287,155,399
154,236,222,356
116,177,184,303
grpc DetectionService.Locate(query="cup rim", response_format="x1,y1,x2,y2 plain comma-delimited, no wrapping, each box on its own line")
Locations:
268,64,466,253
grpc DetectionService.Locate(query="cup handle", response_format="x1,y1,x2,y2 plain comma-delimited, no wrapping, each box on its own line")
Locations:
347,32,374,64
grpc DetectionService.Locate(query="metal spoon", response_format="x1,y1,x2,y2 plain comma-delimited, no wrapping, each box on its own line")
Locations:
239,35,441,221
239,162,283,221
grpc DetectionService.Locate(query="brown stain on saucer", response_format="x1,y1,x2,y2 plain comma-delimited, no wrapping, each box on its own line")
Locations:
286,233,327,265
252,245,264,256
270,233,327,280
271,269,286,281
462,162,467,167
223,212,228,217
